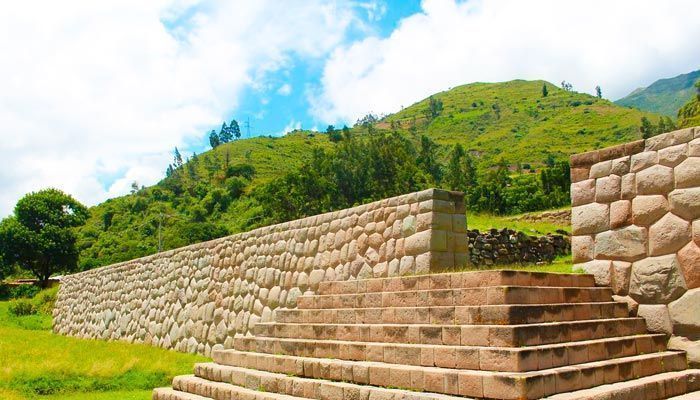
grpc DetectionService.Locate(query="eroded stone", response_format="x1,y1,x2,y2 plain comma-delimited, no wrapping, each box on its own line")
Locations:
629,254,687,304
631,195,668,226
594,225,647,261
636,164,673,195
572,203,609,235
648,212,691,256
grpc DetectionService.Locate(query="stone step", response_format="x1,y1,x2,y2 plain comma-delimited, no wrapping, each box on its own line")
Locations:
298,286,614,309
318,271,596,295
232,333,667,372
543,369,700,399
210,349,688,400
277,302,629,325
190,364,474,400
253,317,648,347
152,387,212,400
171,374,303,400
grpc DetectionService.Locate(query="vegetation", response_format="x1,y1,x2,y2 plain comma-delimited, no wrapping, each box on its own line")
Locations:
0,287,205,400
0,189,88,285
615,69,700,116
640,115,677,139
677,80,700,128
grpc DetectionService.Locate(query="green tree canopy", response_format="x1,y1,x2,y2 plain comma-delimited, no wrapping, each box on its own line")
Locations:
0,189,88,285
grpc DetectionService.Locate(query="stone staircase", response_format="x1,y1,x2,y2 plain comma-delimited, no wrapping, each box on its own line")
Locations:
153,270,700,400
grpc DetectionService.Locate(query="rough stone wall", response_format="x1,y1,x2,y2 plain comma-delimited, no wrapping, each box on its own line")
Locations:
570,126,700,343
53,189,467,356
468,229,570,266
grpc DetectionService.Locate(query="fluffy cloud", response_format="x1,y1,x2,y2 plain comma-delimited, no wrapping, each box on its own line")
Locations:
0,0,368,215
312,0,700,123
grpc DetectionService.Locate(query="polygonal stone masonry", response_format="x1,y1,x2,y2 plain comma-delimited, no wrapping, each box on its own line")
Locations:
677,241,700,289
669,288,700,338
572,202,609,235
675,157,700,188
610,200,631,228
648,213,691,256
669,188,700,221
595,175,621,203
658,143,688,167
636,164,674,195
629,254,687,304
631,195,668,226
637,304,673,335
594,225,647,262
571,179,595,206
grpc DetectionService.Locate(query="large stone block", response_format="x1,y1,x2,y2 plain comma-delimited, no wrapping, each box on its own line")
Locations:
571,203,609,235
637,304,673,334
669,188,700,221
630,151,657,172
571,235,594,263
595,175,621,203
694,220,700,246
611,261,632,295
571,179,595,206
675,157,700,188
678,241,700,289
668,336,700,367
669,289,700,337
589,160,612,179
631,195,668,226
689,138,700,156
610,200,631,229
648,212,691,256
610,156,630,175
635,164,674,195
658,143,688,167
579,260,612,286
594,225,647,261
620,173,636,199
629,254,687,304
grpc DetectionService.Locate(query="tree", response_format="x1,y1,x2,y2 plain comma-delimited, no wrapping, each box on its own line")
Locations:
209,130,221,148
130,181,139,194
595,85,602,98
542,83,548,97
425,96,443,120
326,125,342,142
229,119,241,140
174,147,183,168
219,122,233,143
640,116,656,139
0,189,88,286
417,135,442,184
561,81,573,91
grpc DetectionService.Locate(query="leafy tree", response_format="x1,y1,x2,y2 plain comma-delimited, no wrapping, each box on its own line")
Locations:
209,130,221,148
174,147,183,168
425,96,443,120
640,116,655,139
542,83,548,97
130,181,139,194
595,86,602,98
219,122,233,143
326,125,343,142
230,119,241,140
342,125,351,140
561,81,573,91
0,189,88,285
417,135,442,184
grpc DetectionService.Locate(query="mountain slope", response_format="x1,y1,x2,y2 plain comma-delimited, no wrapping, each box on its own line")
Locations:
678,81,700,128
75,79,658,268
615,69,700,116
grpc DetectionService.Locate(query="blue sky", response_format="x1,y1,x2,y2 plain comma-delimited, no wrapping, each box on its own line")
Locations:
1,0,699,215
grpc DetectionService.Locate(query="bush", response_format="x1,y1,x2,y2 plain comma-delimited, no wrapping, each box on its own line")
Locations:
9,299,37,316
0,283,41,300
35,287,59,314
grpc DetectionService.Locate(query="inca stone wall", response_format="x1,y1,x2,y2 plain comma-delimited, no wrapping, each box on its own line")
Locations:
468,229,570,266
570,126,700,347
53,189,467,356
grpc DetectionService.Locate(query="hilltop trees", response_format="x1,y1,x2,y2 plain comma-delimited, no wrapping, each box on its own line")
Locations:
640,116,677,139
208,118,241,148
542,83,548,97
445,144,477,193
595,86,602,98
0,189,88,285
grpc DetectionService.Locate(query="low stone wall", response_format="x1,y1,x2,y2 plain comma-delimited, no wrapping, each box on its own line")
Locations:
570,126,699,344
468,229,570,266
53,189,467,356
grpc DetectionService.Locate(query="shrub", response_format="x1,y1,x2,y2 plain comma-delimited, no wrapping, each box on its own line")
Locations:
35,287,59,314
9,299,37,316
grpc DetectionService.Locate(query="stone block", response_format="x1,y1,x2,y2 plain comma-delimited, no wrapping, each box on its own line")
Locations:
677,241,700,289
580,260,612,286
620,173,636,199
629,254,687,304
636,164,674,195
610,200,631,228
637,304,673,335
611,261,632,295
590,160,612,179
669,288,700,336
649,213,691,256
612,295,638,316
689,138,700,156
694,220,700,246
571,150,599,167
611,156,630,175
595,175,621,203
630,151,658,172
658,143,688,167
594,225,647,262
669,188,700,221
571,167,590,183
631,195,668,226
571,235,594,263
571,203,609,235
571,179,595,206
668,336,700,367
675,157,700,188
645,127,695,151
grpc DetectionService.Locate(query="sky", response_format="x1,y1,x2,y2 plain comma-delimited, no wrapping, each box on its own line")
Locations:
1,0,699,216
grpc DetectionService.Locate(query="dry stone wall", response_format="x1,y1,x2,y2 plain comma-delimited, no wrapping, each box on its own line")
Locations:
468,229,570,266
570,126,700,345
53,189,467,356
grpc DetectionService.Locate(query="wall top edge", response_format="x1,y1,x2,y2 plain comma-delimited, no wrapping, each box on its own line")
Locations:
66,188,465,278
570,126,699,168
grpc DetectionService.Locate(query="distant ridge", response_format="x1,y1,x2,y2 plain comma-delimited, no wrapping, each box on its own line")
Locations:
616,69,700,116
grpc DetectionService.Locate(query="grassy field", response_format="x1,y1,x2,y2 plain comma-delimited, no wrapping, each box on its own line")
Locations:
468,208,570,235
0,291,205,400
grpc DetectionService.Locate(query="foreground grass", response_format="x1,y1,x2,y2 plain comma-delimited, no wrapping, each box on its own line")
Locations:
0,293,206,400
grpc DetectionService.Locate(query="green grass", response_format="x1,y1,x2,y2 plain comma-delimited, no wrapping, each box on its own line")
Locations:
465,255,577,274
615,69,699,116
0,290,205,400
467,208,570,236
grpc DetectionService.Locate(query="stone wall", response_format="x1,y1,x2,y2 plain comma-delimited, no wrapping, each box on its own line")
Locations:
53,189,467,356
468,229,570,266
570,126,700,344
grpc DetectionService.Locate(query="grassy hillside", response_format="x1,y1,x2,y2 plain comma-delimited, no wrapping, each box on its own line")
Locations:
75,79,658,269
615,69,700,116
678,81,700,128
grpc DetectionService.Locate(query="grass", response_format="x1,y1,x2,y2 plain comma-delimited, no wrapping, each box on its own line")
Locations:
0,289,206,400
467,255,578,274
468,208,570,235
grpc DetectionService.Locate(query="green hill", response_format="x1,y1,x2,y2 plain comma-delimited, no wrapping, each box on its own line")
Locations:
75,79,657,268
615,69,700,116
678,81,700,128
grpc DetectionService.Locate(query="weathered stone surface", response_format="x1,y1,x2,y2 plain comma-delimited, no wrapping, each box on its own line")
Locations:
609,200,631,228
611,261,632,295
595,175,621,203
629,254,687,304
636,164,673,195
571,203,609,235
630,151,657,172
658,143,687,167
648,212,691,256
579,260,611,286
637,304,673,334
631,195,668,226
571,179,595,206
694,219,700,246
668,336,700,367
689,138,700,157
668,288,700,335
620,173,636,199
669,188,700,220
570,167,590,183
677,241,700,289
594,225,647,261
571,235,594,263
612,295,638,316
610,156,630,175
645,127,695,151
589,160,612,179
675,157,700,188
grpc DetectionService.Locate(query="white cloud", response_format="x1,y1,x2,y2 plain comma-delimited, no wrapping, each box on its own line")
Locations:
277,83,293,96
0,0,369,215
280,120,303,135
311,0,700,123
